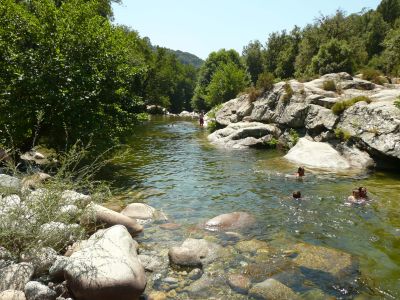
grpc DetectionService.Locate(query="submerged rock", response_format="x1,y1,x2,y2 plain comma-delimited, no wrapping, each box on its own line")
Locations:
121,203,167,224
235,239,269,253
168,238,222,268
203,212,256,232
291,243,354,278
249,278,300,300
227,274,251,294
53,225,146,300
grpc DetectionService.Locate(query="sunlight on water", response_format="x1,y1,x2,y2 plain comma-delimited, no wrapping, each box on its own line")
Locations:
106,116,400,299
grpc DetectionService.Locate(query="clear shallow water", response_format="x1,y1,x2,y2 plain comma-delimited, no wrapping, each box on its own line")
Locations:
107,116,400,299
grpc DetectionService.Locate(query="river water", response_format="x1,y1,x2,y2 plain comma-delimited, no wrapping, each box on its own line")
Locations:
108,116,400,299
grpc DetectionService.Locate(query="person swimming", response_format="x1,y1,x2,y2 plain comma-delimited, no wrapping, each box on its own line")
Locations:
293,191,301,199
347,187,368,205
296,167,305,177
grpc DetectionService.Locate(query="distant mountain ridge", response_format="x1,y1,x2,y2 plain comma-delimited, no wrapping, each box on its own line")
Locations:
167,49,204,68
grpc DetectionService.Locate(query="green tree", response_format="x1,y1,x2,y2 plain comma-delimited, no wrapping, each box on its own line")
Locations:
381,27,400,75
192,49,246,110
206,62,250,107
242,40,264,84
0,0,148,153
377,0,400,25
310,39,354,75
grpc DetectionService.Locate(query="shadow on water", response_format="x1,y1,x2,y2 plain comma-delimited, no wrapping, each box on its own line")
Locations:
104,116,400,299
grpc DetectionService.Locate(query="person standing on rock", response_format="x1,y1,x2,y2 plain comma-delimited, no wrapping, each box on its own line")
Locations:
199,111,204,127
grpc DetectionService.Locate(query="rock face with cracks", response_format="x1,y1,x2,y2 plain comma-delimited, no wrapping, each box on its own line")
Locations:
209,73,400,166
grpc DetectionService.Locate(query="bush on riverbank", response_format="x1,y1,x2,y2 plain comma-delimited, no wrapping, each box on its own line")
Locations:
0,143,111,259
331,96,372,115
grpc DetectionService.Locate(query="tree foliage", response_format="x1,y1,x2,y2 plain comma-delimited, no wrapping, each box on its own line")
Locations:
240,1,400,81
191,49,249,111
0,0,197,153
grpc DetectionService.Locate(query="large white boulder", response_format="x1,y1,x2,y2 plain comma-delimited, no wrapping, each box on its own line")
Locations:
284,138,352,170
53,225,146,300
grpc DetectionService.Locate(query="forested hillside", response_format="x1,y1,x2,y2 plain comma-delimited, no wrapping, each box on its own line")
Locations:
192,0,400,111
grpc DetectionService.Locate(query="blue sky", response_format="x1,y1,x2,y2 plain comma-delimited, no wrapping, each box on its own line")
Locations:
112,0,381,60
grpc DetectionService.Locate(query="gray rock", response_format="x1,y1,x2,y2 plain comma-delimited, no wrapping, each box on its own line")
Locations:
20,247,58,276
168,238,222,268
338,101,400,160
208,122,280,149
39,222,82,247
305,105,338,132
227,274,251,294
82,202,143,236
121,203,167,224
57,225,146,300
0,175,21,190
188,268,203,280
60,190,90,206
0,263,34,291
284,138,352,170
24,281,56,300
309,96,338,109
138,254,166,272
215,95,253,126
277,103,310,128
249,278,300,300
0,290,26,300
341,145,375,169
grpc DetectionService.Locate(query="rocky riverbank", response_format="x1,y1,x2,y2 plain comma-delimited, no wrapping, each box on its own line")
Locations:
207,72,400,171
0,169,365,300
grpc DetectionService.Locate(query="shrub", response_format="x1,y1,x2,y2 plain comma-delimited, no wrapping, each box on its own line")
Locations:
331,96,372,115
207,120,218,133
207,104,223,119
334,128,352,141
242,86,262,102
282,82,294,103
265,137,278,148
256,72,275,92
0,143,112,258
289,129,299,145
394,98,400,109
361,68,388,85
322,80,337,91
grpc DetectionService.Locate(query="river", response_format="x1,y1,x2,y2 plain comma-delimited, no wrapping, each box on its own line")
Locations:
107,116,400,299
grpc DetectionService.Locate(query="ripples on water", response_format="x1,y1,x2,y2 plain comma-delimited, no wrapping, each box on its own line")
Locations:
106,116,400,299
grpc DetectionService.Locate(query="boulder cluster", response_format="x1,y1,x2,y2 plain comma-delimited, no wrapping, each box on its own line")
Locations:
208,73,400,171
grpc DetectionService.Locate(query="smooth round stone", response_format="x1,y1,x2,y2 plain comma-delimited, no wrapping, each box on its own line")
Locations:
159,223,181,230
227,274,251,294
148,291,167,300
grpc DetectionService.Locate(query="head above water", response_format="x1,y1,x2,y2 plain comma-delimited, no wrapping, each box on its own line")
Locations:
352,189,360,198
293,191,301,199
297,166,305,176
358,187,367,198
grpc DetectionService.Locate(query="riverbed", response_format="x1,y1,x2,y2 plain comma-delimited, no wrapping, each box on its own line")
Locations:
107,116,400,299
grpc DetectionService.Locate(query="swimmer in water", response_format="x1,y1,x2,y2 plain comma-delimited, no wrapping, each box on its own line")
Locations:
293,191,301,200
347,188,366,205
295,166,305,178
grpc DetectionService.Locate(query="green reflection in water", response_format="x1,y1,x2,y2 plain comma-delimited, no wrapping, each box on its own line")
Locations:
105,115,400,299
